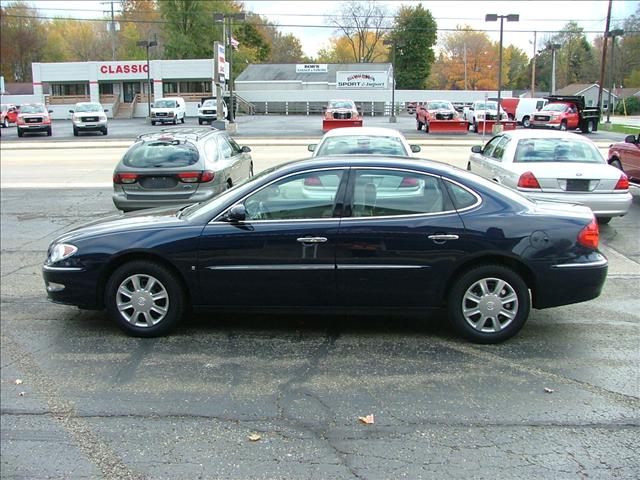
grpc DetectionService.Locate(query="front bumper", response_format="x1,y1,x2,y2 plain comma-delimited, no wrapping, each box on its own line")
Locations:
150,115,177,123
18,124,49,131
43,265,101,309
533,253,608,309
73,120,107,130
529,121,561,129
525,191,632,217
112,187,222,211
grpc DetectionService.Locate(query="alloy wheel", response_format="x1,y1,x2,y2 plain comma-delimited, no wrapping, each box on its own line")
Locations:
116,274,169,327
461,277,519,333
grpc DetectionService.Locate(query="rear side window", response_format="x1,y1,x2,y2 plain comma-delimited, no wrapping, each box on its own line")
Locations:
446,181,478,210
123,141,199,168
491,137,511,161
482,136,502,157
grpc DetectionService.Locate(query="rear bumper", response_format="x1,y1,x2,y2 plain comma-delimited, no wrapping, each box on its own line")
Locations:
524,191,632,217
533,253,608,309
112,186,223,211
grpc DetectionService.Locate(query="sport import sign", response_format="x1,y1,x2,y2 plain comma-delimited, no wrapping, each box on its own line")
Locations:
336,71,388,89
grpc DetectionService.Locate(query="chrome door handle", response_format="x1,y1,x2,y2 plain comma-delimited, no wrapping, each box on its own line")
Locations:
296,237,328,244
428,234,459,241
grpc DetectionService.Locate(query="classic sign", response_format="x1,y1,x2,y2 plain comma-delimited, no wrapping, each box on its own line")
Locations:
99,64,148,74
336,71,388,89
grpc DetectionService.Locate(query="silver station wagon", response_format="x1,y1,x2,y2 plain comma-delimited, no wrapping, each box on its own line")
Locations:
112,127,253,211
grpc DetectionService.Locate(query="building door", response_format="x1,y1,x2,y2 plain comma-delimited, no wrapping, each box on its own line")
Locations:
123,82,141,103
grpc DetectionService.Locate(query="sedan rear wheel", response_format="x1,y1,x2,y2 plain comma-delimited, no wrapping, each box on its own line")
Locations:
105,261,185,337
448,265,530,343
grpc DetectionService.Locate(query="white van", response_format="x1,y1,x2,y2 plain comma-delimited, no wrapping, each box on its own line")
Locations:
150,97,186,125
515,98,548,127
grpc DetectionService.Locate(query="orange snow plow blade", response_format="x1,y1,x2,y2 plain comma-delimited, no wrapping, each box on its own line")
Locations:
427,120,469,133
475,120,517,133
322,119,363,131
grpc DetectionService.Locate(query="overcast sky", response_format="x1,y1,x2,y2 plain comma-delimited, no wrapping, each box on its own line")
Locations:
12,0,639,58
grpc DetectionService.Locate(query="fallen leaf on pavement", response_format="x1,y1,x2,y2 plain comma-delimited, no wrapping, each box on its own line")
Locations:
14,379,23,385
544,387,554,394
248,433,261,442
358,414,375,425
18,392,26,397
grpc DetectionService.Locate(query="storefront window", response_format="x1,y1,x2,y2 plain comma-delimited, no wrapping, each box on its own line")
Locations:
99,83,114,95
178,81,211,93
51,83,89,96
163,82,178,94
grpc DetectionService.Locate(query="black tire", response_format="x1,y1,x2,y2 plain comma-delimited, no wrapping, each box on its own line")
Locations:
424,122,429,133
473,121,478,133
559,120,568,131
522,116,531,128
466,162,472,171
151,121,156,126
416,118,423,131
46,127,52,136
102,127,108,136
198,119,203,125
105,260,186,337
173,118,177,125
17,128,24,137
448,264,531,344
249,163,254,177
181,115,185,124
597,216,612,225
2,118,8,128
73,127,78,136
586,120,594,133
610,158,623,172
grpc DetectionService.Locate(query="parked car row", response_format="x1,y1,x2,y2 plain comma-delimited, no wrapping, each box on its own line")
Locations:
41,122,632,344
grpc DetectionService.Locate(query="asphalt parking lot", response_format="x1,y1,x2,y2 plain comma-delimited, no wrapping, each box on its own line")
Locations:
1,126,639,479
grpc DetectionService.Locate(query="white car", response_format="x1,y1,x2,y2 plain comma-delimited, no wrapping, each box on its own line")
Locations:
198,98,228,124
69,102,108,136
463,100,509,132
307,127,421,157
150,97,186,125
467,129,632,224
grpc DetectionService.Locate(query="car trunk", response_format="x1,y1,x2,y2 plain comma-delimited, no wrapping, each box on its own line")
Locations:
121,168,202,200
510,163,620,193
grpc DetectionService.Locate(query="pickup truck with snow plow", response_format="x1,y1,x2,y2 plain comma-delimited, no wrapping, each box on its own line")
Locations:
415,100,469,133
529,95,600,133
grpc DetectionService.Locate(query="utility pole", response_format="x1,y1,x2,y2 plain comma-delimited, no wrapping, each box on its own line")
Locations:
463,43,468,90
597,0,612,112
531,31,536,97
102,1,119,61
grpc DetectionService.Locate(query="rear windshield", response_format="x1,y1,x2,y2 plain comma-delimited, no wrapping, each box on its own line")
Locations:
513,138,605,164
123,141,199,168
20,104,46,114
154,100,177,108
316,135,407,156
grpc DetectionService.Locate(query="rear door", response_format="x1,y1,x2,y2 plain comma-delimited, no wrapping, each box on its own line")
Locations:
335,168,466,308
470,135,502,178
218,135,246,185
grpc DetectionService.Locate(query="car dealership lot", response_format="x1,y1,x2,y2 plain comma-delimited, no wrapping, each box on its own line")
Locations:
1,135,639,478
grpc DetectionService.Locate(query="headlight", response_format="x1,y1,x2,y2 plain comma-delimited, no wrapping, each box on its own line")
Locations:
99,115,107,121
48,244,77,264
73,114,80,121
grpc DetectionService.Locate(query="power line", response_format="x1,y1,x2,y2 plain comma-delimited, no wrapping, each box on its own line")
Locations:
4,13,636,34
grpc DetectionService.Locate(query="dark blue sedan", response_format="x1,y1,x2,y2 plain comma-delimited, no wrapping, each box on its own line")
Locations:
43,157,608,343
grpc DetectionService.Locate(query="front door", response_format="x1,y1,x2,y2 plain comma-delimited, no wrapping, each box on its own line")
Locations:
123,82,141,103
197,168,348,308
335,168,466,308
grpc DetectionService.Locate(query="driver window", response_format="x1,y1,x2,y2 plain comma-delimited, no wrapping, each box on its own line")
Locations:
490,137,511,161
243,170,345,221
482,136,502,157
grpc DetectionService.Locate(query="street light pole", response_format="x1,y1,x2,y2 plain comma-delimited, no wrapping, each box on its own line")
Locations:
136,39,157,119
547,43,561,95
383,39,404,123
214,12,246,129
485,13,519,132
606,29,624,123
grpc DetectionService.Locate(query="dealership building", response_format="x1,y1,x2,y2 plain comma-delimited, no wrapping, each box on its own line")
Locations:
21,59,507,118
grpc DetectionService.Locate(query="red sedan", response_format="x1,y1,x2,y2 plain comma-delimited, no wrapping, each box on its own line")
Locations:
609,134,640,185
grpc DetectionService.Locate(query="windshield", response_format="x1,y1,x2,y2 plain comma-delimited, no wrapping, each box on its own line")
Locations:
329,101,355,109
20,104,46,114
475,102,498,110
514,138,605,164
154,100,177,108
427,102,453,110
316,135,408,156
122,140,199,168
202,100,216,107
75,103,102,112
542,103,568,112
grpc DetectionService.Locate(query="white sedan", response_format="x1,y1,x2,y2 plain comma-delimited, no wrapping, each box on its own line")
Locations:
467,129,632,224
308,127,421,157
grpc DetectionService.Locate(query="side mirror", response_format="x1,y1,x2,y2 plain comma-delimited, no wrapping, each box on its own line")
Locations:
471,145,483,154
241,145,251,153
624,134,637,144
227,204,246,222
48,110,53,113
104,109,109,112
197,103,201,107
68,109,74,113
469,107,474,111
308,144,317,152
410,144,421,153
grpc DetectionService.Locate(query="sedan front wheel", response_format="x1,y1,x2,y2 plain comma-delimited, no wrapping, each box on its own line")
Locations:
105,261,185,337
448,265,530,343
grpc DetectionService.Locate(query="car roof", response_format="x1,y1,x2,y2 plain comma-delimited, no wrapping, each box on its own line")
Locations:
321,127,406,139
498,129,595,142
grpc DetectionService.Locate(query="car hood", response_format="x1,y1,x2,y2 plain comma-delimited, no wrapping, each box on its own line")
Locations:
76,112,103,117
53,206,192,244
151,107,177,113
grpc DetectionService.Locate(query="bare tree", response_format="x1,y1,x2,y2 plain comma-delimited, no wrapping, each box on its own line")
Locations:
328,1,390,63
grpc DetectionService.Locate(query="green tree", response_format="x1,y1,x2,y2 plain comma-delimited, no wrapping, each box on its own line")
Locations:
548,22,598,88
0,2,47,81
118,0,162,60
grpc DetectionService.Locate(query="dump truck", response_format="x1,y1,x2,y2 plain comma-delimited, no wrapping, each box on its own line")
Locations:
529,95,600,133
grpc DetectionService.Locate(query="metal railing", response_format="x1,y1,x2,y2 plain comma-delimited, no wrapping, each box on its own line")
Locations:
46,95,91,105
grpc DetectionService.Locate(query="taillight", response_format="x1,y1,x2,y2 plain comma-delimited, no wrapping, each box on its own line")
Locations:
200,170,215,182
178,172,201,183
304,176,323,186
577,218,599,249
399,177,419,187
517,171,541,189
614,173,629,190
113,173,138,184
